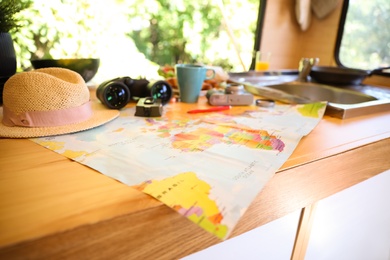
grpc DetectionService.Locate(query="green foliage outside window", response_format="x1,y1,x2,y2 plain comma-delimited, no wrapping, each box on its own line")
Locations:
340,0,390,70
0,0,32,33
11,0,259,83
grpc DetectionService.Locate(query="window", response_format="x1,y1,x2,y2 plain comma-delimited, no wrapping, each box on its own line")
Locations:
336,0,390,73
14,0,261,83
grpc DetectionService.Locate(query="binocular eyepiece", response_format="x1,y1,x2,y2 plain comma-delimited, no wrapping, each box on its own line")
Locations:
96,76,173,109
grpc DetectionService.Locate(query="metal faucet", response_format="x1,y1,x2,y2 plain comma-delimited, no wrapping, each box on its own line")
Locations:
298,58,319,82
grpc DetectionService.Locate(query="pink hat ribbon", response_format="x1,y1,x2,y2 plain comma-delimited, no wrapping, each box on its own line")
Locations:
2,101,93,128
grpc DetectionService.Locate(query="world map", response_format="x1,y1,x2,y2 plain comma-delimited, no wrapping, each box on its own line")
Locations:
32,101,326,239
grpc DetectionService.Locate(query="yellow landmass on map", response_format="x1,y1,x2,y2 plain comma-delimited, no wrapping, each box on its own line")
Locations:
113,127,124,133
33,140,87,159
137,172,229,239
297,102,327,118
62,150,89,159
33,140,65,150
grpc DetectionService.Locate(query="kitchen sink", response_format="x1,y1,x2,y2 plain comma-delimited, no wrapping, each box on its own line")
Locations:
266,81,376,104
229,71,390,119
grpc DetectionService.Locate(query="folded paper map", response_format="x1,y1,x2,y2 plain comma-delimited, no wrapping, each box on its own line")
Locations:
33,102,326,239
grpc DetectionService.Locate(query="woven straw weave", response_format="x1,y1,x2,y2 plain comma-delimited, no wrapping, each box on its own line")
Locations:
0,68,120,138
3,68,89,114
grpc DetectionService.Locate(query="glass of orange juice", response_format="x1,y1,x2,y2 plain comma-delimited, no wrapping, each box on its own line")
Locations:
255,51,271,71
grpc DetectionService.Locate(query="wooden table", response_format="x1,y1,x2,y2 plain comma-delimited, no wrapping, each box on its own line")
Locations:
1,94,390,259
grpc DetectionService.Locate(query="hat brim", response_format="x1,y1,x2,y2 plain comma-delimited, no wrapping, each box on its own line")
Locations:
0,102,120,138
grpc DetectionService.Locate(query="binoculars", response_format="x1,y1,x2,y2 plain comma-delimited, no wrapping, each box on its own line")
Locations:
96,77,173,109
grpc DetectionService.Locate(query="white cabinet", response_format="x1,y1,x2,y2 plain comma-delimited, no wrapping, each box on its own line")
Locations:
183,209,301,259
183,169,390,259
305,169,390,260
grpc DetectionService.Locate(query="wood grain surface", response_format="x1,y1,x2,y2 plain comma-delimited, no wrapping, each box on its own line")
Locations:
1,93,390,259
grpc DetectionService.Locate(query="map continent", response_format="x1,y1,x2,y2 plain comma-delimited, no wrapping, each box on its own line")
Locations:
136,172,228,239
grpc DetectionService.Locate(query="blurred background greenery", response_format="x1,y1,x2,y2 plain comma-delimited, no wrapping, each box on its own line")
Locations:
11,0,259,84
9,0,390,85
339,0,390,70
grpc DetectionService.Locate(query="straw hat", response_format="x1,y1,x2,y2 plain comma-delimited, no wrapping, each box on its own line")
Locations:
0,68,119,138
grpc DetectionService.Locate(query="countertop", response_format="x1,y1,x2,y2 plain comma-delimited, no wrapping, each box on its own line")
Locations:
1,94,390,259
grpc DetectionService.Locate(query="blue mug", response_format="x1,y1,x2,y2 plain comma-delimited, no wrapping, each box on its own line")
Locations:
175,64,216,103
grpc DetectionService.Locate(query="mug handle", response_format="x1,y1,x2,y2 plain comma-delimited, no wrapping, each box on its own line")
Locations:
205,68,216,80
